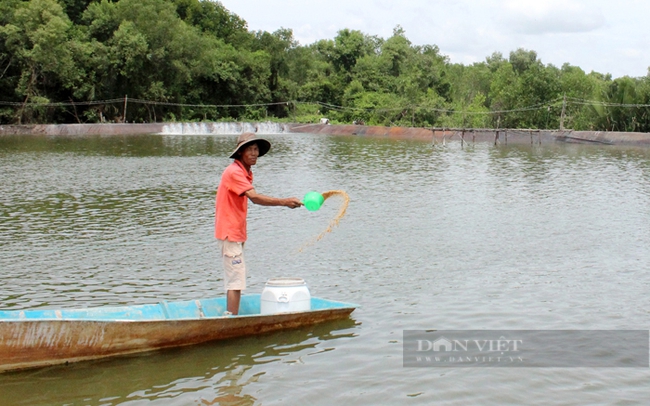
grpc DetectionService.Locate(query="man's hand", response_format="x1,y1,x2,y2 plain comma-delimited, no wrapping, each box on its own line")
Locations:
284,197,303,209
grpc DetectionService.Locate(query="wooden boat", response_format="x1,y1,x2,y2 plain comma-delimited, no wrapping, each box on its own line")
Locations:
0,294,357,372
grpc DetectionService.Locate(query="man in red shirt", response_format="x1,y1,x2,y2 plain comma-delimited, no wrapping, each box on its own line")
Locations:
215,132,303,315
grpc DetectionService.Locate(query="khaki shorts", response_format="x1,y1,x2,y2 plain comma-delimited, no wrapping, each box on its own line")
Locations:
218,239,246,291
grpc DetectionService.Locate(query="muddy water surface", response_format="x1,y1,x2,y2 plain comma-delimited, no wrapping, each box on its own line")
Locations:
1,133,650,405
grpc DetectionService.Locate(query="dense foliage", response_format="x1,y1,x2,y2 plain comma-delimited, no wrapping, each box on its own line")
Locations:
2,0,650,131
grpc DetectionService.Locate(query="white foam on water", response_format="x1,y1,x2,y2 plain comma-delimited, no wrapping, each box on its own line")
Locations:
160,122,290,135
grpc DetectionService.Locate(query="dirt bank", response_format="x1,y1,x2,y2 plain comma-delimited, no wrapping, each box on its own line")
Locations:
0,123,164,136
2,122,649,146
289,124,650,146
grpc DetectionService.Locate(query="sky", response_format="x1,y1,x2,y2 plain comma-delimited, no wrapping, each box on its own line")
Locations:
218,0,650,79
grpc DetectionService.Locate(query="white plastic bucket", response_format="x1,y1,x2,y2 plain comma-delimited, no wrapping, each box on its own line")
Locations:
260,278,311,315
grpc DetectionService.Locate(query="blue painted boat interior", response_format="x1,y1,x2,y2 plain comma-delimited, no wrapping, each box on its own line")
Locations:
0,295,357,321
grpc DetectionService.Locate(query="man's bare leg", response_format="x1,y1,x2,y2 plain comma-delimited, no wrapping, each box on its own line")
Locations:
227,289,241,315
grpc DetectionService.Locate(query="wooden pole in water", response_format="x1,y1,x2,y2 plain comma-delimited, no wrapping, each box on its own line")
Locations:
123,95,128,123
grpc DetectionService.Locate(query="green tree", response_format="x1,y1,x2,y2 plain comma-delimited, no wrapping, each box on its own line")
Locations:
60,0,97,24
82,0,272,121
597,76,639,131
0,0,84,123
252,28,296,117
380,26,411,79
509,48,539,75
331,29,377,76
557,64,603,130
2,0,649,129
488,49,561,128
171,0,252,47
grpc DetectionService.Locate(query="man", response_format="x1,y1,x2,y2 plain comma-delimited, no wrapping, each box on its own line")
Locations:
215,132,303,315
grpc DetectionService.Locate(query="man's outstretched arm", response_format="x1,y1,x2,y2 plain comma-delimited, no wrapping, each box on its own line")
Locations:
244,188,303,208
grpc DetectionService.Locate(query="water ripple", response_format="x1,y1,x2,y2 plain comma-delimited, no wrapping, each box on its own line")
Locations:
2,134,650,404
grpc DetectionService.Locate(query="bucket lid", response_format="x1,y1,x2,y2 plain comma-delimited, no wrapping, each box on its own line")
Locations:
265,277,306,287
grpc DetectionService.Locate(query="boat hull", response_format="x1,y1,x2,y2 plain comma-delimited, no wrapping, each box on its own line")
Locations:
0,295,356,372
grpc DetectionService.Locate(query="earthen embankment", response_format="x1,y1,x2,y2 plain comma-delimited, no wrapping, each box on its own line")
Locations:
2,122,650,146
289,124,650,146
0,123,163,136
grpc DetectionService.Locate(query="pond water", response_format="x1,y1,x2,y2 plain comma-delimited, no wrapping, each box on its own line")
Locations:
1,133,650,405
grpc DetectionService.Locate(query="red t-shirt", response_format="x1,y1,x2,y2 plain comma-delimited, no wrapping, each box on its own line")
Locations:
214,160,254,242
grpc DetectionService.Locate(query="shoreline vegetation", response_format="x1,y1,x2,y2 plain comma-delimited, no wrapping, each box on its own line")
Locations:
1,0,650,133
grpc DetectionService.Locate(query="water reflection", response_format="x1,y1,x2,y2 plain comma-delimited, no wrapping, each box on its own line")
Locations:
0,134,234,157
0,318,356,406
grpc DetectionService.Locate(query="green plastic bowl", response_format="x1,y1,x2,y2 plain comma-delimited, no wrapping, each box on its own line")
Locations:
303,191,324,211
